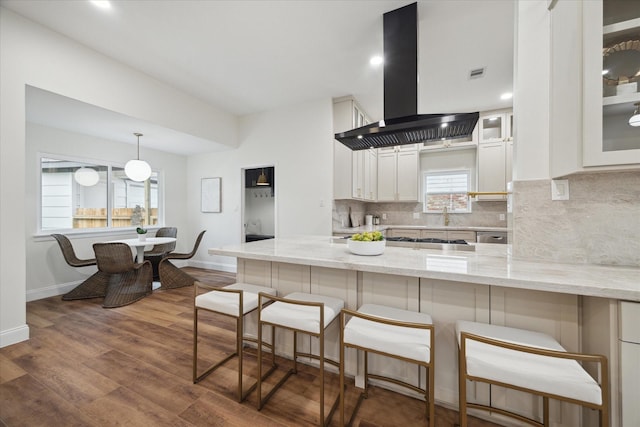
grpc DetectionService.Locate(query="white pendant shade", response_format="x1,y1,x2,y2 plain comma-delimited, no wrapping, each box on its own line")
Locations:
630,103,640,127
74,167,100,186
125,159,152,182
125,132,152,181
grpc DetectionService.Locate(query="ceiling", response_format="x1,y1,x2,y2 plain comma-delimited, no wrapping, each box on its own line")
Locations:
3,0,514,155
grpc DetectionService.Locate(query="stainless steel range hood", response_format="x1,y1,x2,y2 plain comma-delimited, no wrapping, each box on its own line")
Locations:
335,2,479,151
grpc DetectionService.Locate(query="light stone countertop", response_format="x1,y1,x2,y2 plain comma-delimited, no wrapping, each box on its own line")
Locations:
332,225,508,234
209,236,640,302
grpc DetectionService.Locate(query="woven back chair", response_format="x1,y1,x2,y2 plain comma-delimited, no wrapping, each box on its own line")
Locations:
158,230,206,290
53,234,110,301
144,227,178,280
145,227,178,256
93,242,153,308
52,234,96,267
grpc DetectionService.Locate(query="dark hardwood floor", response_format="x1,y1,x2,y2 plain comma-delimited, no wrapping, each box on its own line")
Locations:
0,267,503,427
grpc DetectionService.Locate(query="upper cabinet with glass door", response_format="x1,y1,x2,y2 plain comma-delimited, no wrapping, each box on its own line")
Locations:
479,109,513,143
583,0,640,166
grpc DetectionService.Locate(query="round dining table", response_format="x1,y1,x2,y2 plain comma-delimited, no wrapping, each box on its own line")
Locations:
106,237,177,290
107,237,177,263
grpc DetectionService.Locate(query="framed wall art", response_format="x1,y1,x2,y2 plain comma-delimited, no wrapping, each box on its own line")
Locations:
201,177,221,213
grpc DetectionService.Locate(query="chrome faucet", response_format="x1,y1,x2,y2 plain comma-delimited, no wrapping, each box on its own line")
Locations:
443,206,450,226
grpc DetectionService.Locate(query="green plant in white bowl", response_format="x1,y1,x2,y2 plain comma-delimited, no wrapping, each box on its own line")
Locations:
348,231,385,255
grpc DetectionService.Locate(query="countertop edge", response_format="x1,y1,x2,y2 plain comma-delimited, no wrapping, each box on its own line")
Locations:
208,238,639,302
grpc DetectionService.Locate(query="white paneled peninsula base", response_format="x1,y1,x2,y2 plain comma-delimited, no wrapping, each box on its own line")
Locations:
209,236,639,427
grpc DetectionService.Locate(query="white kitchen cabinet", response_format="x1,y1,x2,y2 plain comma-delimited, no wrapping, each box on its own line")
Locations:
333,96,374,200
583,2,640,167
477,141,508,201
421,230,447,240
353,148,377,200
387,229,476,243
620,301,640,427
377,145,418,202
477,109,512,201
447,230,476,242
386,228,422,239
479,111,509,143
549,1,640,177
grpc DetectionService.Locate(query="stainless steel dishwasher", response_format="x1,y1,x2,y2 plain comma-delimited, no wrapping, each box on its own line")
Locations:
476,231,507,244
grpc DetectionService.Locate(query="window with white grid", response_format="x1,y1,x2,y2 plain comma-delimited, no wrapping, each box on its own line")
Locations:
423,170,471,213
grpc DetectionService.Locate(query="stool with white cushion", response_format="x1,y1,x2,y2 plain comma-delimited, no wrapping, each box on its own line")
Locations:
456,320,609,427
193,281,278,402
340,304,435,427
257,292,345,427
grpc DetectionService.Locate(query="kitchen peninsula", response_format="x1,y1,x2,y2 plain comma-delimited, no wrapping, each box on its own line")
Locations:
209,236,638,426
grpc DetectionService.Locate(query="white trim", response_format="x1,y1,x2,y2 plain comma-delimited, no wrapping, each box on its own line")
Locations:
26,280,85,302
188,259,237,274
0,324,30,348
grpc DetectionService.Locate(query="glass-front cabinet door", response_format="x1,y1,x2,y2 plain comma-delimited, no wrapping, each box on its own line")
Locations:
583,0,640,166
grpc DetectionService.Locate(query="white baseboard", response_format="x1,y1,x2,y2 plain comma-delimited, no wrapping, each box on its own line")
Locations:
26,280,83,302
188,259,237,273
0,324,30,348
26,263,236,303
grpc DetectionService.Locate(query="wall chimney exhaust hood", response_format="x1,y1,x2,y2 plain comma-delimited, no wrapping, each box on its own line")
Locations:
335,3,479,151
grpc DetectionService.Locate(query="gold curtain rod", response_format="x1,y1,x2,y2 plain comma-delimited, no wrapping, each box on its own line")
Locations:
467,191,509,197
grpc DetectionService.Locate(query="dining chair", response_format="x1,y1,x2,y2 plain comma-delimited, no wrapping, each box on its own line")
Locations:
158,230,206,290
52,234,110,301
93,242,153,308
144,227,177,280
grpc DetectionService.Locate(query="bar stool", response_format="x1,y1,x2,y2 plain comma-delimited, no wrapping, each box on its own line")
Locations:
456,320,609,427
339,304,435,427
193,281,278,402
257,292,345,427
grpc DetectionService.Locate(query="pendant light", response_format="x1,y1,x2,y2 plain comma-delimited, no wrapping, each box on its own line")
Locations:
74,167,100,186
125,132,152,182
629,102,640,127
256,168,269,186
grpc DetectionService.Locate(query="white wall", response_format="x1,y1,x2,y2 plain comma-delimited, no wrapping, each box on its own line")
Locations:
188,98,334,271
25,123,189,300
0,8,237,347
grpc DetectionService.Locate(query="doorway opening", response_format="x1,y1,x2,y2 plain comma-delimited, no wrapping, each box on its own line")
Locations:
242,166,275,243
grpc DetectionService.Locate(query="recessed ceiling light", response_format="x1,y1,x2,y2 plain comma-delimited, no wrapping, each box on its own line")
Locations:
440,123,448,128
357,135,363,139
602,69,609,75
90,0,111,10
370,55,383,66
500,92,513,100
489,117,498,121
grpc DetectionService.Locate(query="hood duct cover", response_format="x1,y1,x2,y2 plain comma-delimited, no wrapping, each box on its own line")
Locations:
335,3,479,150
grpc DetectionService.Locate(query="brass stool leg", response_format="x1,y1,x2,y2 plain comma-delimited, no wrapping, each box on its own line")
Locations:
193,306,198,383
257,317,263,410
320,333,325,426
459,341,467,427
237,315,243,402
